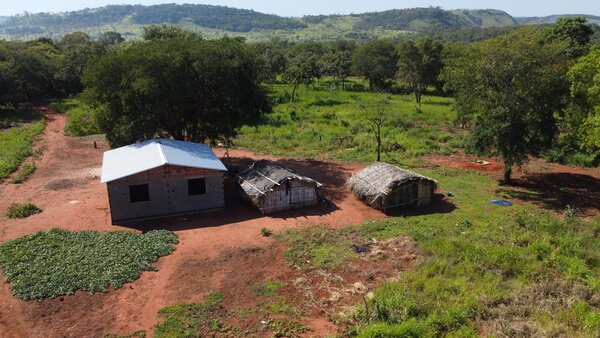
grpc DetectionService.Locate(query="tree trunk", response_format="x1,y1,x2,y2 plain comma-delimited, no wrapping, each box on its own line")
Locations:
376,124,381,162
503,164,512,185
291,83,299,102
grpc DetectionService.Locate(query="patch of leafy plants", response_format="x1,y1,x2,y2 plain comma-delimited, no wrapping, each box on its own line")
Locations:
0,229,178,300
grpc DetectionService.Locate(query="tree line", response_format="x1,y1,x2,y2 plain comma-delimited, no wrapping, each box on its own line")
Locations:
0,18,598,182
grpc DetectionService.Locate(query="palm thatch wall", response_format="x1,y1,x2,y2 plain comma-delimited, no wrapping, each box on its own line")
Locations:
348,162,437,212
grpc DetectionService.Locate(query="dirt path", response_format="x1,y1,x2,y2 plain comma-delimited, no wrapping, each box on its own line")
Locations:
0,109,386,337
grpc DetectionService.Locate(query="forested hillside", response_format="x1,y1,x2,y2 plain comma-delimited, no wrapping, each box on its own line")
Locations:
2,4,594,42
517,14,600,25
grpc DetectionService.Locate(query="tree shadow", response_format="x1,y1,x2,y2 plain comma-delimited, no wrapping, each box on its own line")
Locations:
385,194,457,217
499,173,600,215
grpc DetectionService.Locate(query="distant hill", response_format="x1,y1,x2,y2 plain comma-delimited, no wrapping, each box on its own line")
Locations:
0,4,596,42
516,14,600,26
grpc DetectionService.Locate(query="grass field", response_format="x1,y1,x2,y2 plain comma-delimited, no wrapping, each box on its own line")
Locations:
236,81,464,163
280,165,600,337
50,99,101,136
0,229,178,300
0,110,45,180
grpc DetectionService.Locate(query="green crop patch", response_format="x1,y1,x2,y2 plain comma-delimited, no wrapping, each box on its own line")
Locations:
0,229,178,300
5,202,42,219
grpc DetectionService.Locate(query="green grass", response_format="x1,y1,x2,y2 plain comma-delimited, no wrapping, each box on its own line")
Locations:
254,279,286,297
0,229,178,300
236,81,463,162
0,110,45,180
5,202,42,219
154,292,226,338
10,163,36,184
50,98,101,136
279,165,600,337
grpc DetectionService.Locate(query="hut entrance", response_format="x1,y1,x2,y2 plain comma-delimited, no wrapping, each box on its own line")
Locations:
385,182,419,211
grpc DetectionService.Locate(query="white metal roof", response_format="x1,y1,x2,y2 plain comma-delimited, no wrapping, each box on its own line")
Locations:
101,139,227,183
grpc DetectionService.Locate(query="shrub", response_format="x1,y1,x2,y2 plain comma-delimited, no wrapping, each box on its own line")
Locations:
260,227,273,237
5,202,42,219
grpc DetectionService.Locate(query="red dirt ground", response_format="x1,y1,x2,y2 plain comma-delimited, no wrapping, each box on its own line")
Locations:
0,109,390,338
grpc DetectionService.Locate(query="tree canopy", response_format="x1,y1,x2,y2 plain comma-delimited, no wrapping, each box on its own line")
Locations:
396,37,444,103
443,28,570,183
353,40,398,91
82,37,270,147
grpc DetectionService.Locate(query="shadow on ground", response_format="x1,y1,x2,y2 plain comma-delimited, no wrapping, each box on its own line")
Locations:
499,173,600,216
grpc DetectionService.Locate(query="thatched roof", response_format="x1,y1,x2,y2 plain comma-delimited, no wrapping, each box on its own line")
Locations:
348,162,437,199
237,160,321,198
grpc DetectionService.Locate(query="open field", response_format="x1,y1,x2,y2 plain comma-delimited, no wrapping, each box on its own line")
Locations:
0,103,597,337
237,81,463,162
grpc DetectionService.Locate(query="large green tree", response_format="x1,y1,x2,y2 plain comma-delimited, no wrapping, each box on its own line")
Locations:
82,37,270,147
568,48,600,153
396,38,444,103
443,28,570,183
543,17,593,58
353,40,398,91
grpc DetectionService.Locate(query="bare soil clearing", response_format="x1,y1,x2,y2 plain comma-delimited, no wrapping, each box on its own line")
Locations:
0,109,386,337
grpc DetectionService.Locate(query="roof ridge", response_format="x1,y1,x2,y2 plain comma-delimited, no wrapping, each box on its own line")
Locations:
156,140,168,165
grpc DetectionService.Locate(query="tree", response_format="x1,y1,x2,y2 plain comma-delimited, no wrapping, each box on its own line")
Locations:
443,28,570,183
283,54,316,102
141,24,201,41
100,31,125,46
353,40,398,91
396,38,443,103
82,37,270,147
319,50,352,89
568,48,600,152
544,17,594,58
58,32,105,96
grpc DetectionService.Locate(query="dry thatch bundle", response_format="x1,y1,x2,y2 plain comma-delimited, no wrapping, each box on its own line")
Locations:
348,162,437,211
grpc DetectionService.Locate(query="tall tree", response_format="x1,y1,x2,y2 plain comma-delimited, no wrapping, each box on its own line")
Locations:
141,24,202,41
396,38,444,103
319,50,352,89
82,37,270,147
543,17,594,58
353,40,398,91
443,28,570,183
568,48,600,153
283,54,316,102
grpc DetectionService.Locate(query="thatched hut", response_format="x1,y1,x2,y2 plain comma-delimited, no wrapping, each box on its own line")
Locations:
237,160,322,214
348,162,437,212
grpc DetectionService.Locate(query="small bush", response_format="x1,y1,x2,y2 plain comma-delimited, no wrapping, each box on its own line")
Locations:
260,227,273,237
5,202,42,219
11,163,36,184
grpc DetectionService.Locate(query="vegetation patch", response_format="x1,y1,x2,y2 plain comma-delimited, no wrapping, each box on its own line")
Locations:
237,82,462,162
154,292,226,337
5,202,42,219
0,229,178,300
279,226,366,269
278,165,600,337
254,279,286,297
0,110,45,180
11,163,36,184
50,99,101,136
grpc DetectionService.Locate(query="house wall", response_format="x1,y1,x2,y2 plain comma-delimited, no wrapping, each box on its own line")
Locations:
107,165,224,222
254,179,319,214
381,180,434,211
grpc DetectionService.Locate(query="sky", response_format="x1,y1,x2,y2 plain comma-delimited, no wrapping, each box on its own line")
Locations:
0,0,598,17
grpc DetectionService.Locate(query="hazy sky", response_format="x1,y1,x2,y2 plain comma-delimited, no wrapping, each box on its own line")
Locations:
0,0,598,17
